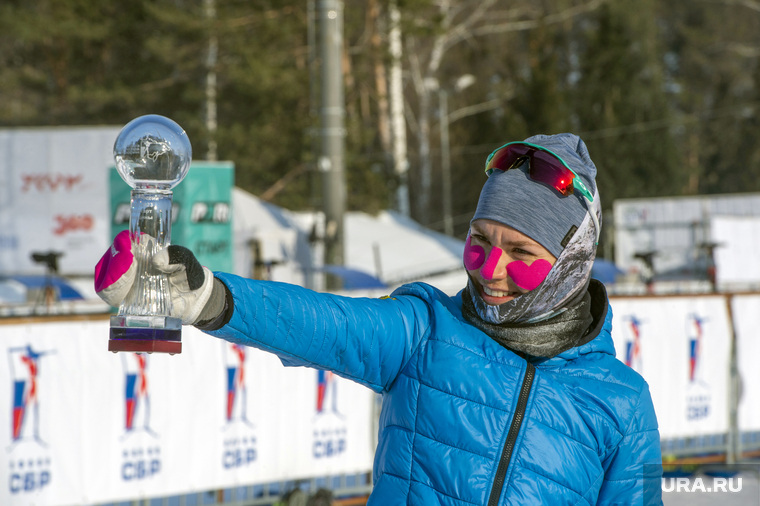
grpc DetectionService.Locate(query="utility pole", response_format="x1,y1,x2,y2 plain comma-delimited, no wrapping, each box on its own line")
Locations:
204,0,218,161
725,295,741,465
439,89,453,236
318,0,346,289
438,74,475,237
388,0,409,217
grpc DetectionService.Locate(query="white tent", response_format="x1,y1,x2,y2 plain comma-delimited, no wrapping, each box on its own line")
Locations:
232,188,467,296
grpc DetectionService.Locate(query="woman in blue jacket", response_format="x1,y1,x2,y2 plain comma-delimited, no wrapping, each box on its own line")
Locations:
96,133,663,505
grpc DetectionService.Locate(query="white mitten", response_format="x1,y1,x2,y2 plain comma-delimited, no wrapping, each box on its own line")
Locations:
153,246,215,325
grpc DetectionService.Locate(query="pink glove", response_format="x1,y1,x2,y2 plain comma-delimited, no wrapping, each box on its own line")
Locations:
94,230,136,307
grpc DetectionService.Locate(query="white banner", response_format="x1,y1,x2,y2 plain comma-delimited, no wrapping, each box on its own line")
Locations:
0,127,120,276
1,319,374,506
5,293,759,504
712,216,760,287
731,295,760,433
609,296,731,439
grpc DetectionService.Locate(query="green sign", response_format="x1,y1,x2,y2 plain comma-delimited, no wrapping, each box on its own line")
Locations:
110,161,234,272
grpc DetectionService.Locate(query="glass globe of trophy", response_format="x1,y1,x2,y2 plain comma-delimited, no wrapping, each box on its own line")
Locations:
108,114,191,354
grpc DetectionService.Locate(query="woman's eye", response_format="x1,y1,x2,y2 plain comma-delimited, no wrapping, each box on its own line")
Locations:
472,234,489,244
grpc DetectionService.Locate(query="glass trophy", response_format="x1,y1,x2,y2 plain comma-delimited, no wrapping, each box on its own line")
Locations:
108,114,191,354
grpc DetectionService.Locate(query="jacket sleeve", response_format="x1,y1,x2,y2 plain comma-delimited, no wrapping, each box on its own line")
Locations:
203,272,432,393
597,383,663,506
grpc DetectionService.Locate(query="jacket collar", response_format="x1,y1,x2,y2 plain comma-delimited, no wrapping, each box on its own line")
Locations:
529,279,616,365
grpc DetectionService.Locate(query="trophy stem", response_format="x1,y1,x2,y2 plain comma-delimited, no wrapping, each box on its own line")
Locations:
122,189,172,316
109,189,182,354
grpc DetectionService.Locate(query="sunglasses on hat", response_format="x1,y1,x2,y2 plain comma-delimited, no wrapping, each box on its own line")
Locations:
484,141,600,244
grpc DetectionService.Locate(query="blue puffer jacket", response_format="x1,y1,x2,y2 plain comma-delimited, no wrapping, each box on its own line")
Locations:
207,274,663,505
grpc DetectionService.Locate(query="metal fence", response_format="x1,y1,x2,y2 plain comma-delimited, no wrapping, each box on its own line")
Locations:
98,472,372,506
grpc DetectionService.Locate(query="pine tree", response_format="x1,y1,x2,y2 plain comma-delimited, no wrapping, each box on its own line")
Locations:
572,0,682,205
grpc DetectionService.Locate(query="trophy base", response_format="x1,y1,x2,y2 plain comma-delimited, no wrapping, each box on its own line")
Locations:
109,315,182,354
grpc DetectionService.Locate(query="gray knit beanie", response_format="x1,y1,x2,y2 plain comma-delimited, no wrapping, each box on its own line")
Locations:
471,133,598,258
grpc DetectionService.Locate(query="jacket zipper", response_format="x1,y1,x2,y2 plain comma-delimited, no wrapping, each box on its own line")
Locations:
487,362,536,506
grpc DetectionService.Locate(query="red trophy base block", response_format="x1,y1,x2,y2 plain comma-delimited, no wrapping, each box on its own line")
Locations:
108,337,182,354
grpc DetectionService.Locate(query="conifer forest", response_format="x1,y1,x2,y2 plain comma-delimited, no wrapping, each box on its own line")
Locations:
2,0,759,238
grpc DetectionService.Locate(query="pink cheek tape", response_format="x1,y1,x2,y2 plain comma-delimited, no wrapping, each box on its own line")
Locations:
506,259,553,291
94,230,134,293
463,234,485,270
464,234,504,280
480,247,503,280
